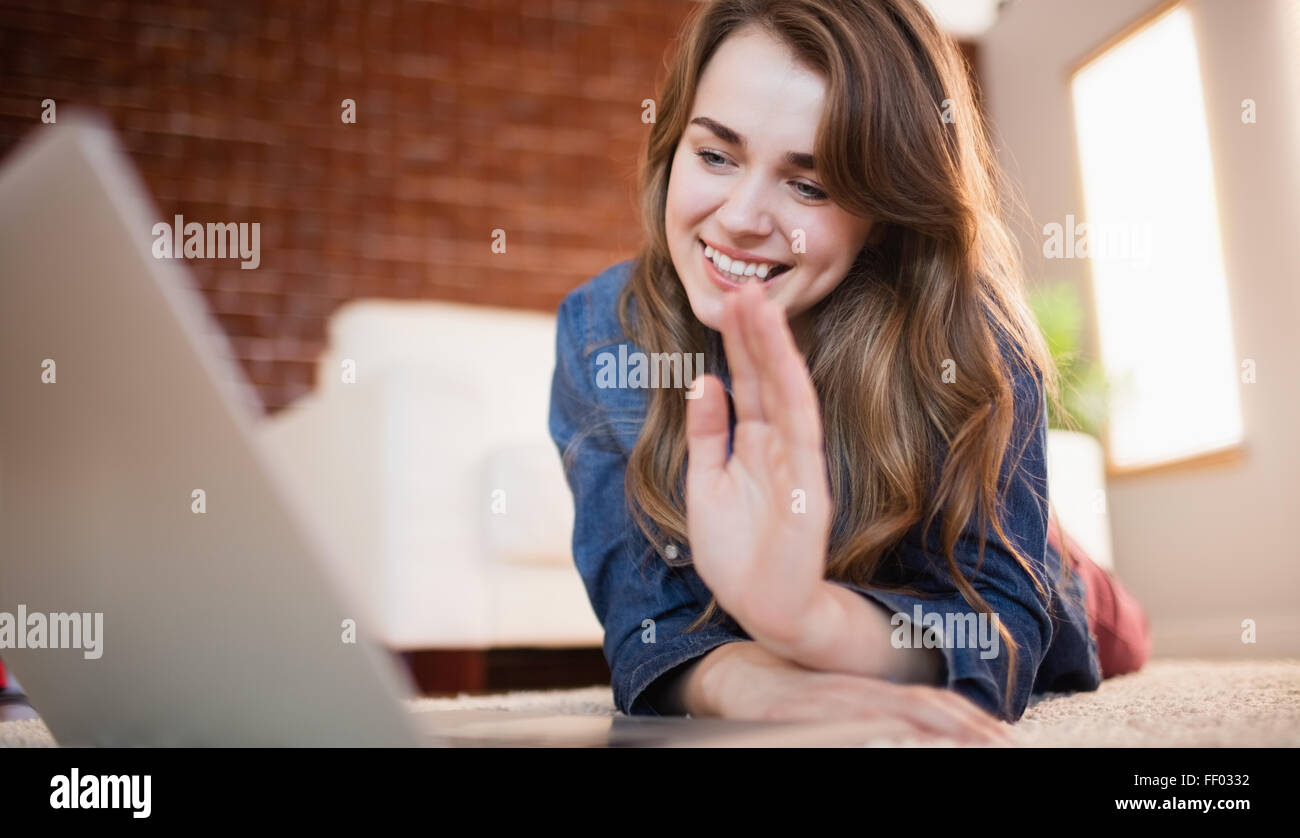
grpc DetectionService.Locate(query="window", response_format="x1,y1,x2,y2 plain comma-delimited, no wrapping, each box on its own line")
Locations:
1069,3,1242,472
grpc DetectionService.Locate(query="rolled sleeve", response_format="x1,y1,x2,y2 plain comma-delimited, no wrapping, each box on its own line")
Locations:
547,288,746,716
829,364,1055,722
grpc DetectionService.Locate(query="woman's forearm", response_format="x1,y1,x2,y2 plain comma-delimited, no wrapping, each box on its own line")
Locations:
658,641,750,716
767,580,944,685
666,587,944,716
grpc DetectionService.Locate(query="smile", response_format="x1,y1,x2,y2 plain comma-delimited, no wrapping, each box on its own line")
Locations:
699,238,791,286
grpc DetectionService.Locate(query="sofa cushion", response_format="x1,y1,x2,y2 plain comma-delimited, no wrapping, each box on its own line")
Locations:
480,440,575,568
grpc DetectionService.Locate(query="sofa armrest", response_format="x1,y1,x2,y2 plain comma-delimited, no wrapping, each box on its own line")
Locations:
257,364,493,648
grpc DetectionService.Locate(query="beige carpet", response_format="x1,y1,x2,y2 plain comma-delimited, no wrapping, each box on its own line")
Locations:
4,658,1298,747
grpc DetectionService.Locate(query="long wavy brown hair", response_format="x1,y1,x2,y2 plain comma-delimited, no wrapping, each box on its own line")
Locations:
581,0,1079,719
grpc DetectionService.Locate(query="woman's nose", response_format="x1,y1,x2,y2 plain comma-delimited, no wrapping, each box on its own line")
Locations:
717,175,774,240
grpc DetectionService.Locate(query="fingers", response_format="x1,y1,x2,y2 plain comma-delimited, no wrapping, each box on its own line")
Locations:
936,692,1017,745
792,678,1013,745
718,287,765,423
762,683,1014,746
685,374,730,478
736,288,787,434
888,685,1016,745
733,284,824,458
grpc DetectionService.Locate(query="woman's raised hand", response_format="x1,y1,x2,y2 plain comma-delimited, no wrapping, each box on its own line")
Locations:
684,282,834,651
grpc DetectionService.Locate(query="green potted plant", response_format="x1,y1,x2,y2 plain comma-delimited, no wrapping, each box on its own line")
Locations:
1028,282,1110,440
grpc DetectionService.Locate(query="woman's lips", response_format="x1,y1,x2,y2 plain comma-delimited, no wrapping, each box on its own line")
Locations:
699,238,788,291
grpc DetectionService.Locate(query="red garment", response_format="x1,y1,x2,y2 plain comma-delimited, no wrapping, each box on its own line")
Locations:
0,657,6,689
1047,513,1151,678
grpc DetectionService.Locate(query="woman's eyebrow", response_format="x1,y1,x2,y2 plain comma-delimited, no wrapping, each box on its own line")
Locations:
689,116,816,171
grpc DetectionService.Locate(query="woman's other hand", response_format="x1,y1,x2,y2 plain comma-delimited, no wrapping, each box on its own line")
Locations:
685,641,1014,745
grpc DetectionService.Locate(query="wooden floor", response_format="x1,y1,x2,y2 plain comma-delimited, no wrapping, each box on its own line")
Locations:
399,647,610,697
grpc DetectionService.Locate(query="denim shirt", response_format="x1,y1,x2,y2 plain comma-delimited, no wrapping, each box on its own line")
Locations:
547,259,1101,721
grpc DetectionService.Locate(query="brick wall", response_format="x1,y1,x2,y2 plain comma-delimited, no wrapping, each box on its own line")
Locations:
0,0,977,415
0,0,696,413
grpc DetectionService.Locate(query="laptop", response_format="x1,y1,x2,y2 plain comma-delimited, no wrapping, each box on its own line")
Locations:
0,113,908,748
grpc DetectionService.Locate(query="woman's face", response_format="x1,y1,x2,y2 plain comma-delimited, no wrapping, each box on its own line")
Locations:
665,24,875,340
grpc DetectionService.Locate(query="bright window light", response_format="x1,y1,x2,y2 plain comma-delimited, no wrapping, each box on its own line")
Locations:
1070,4,1242,470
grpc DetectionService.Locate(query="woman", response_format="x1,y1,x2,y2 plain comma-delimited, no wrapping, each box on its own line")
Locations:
548,0,1148,743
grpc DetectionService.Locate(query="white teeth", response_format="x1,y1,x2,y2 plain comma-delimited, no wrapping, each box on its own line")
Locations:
703,241,785,282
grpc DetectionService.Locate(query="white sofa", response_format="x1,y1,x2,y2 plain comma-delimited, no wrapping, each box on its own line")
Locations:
258,299,1114,651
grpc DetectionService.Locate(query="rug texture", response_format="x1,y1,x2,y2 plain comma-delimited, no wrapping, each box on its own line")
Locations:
3,659,1297,747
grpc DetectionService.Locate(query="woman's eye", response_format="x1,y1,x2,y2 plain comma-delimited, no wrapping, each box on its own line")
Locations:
696,148,728,166
794,181,828,201
696,148,826,201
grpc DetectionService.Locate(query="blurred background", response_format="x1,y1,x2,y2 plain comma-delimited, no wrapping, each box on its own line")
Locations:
0,0,1296,697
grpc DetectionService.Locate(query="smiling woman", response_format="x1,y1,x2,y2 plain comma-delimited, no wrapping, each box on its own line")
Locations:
549,0,1129,734
664,26,876,351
